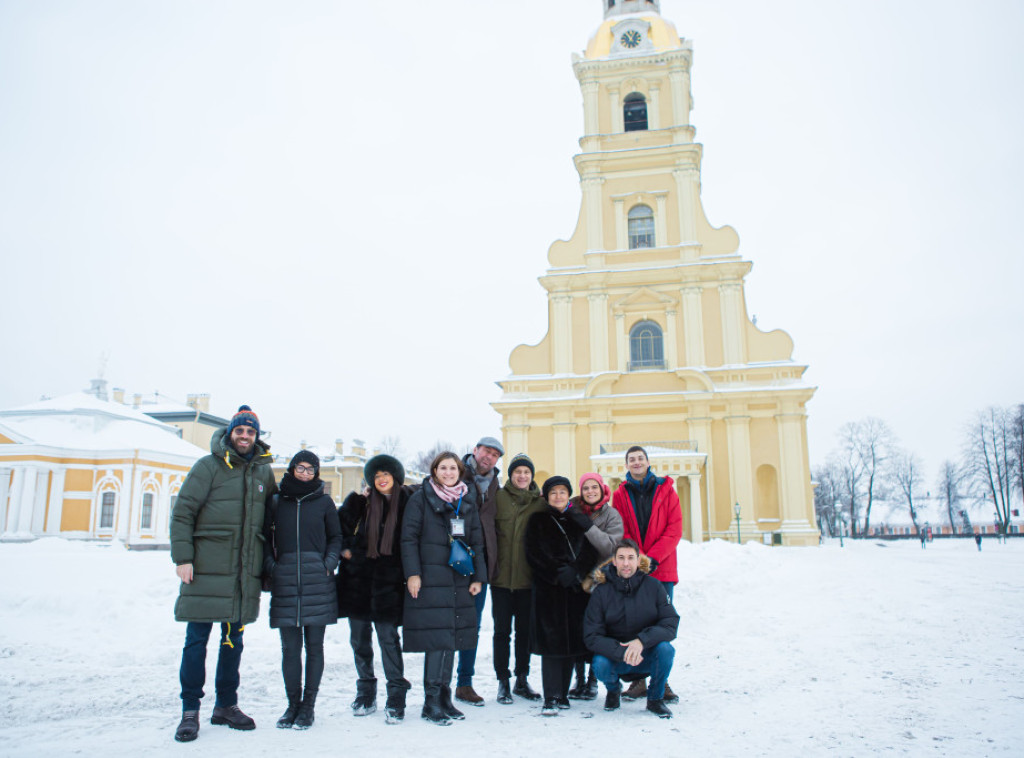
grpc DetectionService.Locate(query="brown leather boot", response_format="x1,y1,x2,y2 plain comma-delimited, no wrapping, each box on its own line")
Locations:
622,679,647,700
454,685,484,706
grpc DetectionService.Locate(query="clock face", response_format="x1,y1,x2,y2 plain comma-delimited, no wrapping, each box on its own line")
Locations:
621,29,642,49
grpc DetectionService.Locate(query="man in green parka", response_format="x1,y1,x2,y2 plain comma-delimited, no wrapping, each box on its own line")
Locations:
170,405,276,743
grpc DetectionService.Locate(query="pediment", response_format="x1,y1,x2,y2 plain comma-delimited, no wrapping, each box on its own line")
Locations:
611,287,677,314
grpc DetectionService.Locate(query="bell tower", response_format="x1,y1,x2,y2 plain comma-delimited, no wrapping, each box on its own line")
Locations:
493,2,820,546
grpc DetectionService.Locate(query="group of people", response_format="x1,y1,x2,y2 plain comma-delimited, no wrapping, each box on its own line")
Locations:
168,405,683,742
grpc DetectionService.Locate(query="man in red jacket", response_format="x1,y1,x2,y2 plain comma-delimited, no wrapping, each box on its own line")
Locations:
611,445,681,703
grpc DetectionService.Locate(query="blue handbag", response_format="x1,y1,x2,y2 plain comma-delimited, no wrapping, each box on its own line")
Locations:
447,536,475,576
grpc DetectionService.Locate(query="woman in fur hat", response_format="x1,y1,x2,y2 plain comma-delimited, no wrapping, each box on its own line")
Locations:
524,476,599,716
337,454,415,724
564,472,623,700
263,450,343,730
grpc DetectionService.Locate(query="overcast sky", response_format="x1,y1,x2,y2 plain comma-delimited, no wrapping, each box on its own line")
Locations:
1,0,1021,480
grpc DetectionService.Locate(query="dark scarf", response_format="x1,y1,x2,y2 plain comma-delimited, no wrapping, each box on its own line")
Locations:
625,470,658,541
279,472,321,499
366,488,400,559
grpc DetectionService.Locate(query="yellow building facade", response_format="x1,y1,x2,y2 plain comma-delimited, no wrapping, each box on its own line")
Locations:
0,389,205,546
492,0,819,545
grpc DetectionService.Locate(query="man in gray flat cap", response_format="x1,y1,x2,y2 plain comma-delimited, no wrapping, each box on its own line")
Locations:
454,436,504,705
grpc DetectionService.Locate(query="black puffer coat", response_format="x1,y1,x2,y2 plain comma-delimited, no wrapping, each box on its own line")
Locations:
525,506,599,657
583,556,679,661
263,480,342,628
336,485,414,625
401,479,487,652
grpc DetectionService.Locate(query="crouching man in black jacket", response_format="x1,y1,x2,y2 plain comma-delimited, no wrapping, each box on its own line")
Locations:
582,539,679,718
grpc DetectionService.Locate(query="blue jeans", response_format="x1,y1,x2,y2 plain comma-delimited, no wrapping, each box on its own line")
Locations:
661,581,675,603
592,641,675,700
456,583,487,687
179,621,244,711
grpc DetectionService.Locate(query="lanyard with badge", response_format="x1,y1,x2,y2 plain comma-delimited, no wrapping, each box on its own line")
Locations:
450,495,466,537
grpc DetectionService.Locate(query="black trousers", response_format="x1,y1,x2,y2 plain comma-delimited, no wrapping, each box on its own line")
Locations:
491,587,533,680
423,649,455,699
540,655,574,701
350,618,411,706
279,625,326,697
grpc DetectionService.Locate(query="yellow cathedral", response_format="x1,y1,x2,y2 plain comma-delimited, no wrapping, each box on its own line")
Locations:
492,0,819,546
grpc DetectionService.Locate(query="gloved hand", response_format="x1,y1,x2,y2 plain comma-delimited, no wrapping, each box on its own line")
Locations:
556,564,579,587
566,506,593,532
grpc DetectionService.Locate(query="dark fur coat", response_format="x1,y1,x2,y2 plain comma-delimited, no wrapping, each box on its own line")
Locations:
524,506,599,657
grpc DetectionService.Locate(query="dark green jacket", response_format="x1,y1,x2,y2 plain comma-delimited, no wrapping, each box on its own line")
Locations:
170,428,276,624
491,479,546,590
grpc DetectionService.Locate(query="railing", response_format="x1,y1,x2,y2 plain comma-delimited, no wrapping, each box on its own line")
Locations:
627,359,666,371
599,440,698,455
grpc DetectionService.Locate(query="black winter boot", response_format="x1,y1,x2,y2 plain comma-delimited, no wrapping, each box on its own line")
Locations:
512,675,541,701
567,660,587,699
496,677,513,704
604,689,621,711
439,685,465,720
421,694,452,726
582,668,599,700
541,697,558,716
293,690,317,730
174,710,200,742
210,704,256,730
646,699,673,718
276,691,301,729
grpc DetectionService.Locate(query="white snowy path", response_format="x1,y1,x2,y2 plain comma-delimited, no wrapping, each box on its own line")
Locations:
1,538,1021,757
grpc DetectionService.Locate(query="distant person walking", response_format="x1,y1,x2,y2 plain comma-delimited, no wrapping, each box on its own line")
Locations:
975,533,982,551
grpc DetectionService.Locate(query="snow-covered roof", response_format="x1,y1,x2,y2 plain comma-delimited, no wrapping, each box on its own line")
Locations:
0,392,206,459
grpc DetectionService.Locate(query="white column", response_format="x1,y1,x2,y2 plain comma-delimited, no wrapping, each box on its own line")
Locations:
664,308,678,369
581,78,600,136
504,423,530,458
648,84,660,130
669,66,689,127
31,470,49,534
687,417,714,532
0,468,11,534
45,469,65,535
614,313,627,372
553,422,578,479
3,467,24,537
725,416,755,541
552,294,574,374
681,285,705,367
654,193,667,247
688,474,704,543
582,174,604,252
776,412,818,535
16,466,38,535
121,465,143,542
719,281,747,365
588,292,610,372
610,88,622,133
613,198,626,250
673,167,698,244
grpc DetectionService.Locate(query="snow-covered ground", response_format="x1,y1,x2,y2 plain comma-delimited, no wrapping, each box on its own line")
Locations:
1,537,1021,757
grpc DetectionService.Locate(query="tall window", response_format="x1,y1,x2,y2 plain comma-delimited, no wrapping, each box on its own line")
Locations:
628,204,655,248
141,492,153,530
629,320,665,370
624,92,648,131
100,492,116,529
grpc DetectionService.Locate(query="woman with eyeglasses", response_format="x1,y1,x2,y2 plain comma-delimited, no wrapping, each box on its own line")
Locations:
401,451,486,726
263,450,343,730
337,454,415,723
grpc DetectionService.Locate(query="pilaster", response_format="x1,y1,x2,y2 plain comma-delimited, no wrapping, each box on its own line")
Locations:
673,167,698,243
687,473,704,543
45,469,65,535
582,173,605,251
681,285,705,367
581,78,600,136
725,415,755,538
553,421,578,477
588,292,610,372
719,281,747,365
552,294,574,374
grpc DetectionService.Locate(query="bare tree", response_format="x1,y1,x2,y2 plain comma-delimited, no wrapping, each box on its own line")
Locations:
413,440,457,474
812,461,844,537
936,460,966,534
378,435,404,458
840,418,895,535
965,407,1014,535
1011,404,1024,507
890,449,923,534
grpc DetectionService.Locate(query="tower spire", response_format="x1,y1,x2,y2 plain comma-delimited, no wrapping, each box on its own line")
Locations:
604,0,661,19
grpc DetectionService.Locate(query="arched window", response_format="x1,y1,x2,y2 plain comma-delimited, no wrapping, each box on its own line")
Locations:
629,320,664,370
624,92,648,131
100,491,116,529
628,204,655,249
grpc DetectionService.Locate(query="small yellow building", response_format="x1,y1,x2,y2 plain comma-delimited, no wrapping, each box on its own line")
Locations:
492,0,819,545
0,387,205,546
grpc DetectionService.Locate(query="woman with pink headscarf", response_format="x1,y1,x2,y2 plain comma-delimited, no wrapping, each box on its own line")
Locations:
564,472,623,700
